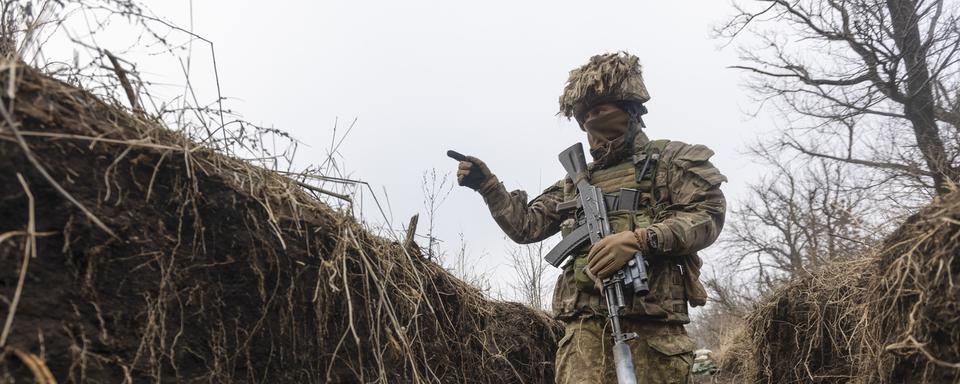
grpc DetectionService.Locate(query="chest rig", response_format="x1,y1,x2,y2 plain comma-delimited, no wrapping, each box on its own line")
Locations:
551,140,691,323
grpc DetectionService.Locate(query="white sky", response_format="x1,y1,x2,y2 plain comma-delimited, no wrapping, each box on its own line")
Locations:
38,0,776,300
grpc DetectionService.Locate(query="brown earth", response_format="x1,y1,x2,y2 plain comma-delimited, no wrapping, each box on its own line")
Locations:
719,189,960,383
0,60,562,383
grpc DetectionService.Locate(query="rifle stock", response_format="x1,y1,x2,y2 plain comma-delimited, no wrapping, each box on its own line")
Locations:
558,143,588,180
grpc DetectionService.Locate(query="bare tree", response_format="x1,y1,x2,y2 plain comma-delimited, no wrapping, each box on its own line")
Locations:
695,155,883,350
420,168,453,260
724,153,883,290
416,169,494,292
719,0,960,196
689,271,755,349
449,233,492,293
505,241,555,310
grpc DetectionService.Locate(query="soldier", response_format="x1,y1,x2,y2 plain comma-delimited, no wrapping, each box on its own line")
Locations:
454,52,726,383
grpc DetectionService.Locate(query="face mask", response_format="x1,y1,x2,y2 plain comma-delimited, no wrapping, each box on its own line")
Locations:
583,108,629,149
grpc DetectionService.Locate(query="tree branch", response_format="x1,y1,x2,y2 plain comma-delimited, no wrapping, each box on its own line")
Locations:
782,140,933,176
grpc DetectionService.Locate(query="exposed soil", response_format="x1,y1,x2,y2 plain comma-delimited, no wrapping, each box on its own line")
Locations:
720,190,960,383
0,60,562,383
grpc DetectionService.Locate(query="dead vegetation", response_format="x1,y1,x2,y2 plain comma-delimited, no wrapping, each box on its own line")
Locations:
720,188,960,383
0,59,561,383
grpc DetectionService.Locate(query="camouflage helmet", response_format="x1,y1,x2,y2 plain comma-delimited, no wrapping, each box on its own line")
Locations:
558,52,650,120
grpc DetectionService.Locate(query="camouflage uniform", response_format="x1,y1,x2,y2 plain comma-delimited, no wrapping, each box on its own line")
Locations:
556,319,694,384
473,53,727,383
476,129,725,383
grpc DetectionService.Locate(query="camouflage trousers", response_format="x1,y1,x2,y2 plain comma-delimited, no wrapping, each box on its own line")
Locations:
555,317,695,384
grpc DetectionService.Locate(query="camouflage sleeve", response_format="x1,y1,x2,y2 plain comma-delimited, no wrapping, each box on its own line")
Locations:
476,176,564,244
647,143,727,256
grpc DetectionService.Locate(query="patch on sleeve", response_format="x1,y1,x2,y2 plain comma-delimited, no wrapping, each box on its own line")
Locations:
671,144,726,186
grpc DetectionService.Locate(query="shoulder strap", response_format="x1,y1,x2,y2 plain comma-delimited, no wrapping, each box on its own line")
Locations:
633,139,670,185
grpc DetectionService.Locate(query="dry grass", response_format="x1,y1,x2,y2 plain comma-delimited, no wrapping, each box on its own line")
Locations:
719,188,960,383
0,59,562,383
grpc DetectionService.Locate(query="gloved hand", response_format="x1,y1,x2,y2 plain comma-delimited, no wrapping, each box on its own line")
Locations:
456,155,495,191
586,229,649,280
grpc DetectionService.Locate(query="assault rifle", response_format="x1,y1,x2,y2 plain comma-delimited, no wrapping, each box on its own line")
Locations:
544,142,650,384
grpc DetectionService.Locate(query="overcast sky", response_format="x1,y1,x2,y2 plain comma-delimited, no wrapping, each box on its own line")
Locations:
41,0,776,299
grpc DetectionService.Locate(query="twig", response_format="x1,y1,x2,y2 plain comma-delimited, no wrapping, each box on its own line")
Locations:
5,346,56,384
0,62,117,238
0,230,27,245
292,179,351,202
104,50,143,116
145,150,169,202
0,173,36,348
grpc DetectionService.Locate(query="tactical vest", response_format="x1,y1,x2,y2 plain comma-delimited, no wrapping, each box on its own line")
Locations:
551,139,691,323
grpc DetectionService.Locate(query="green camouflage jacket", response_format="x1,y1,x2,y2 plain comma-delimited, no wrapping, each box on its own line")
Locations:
477,131,726,323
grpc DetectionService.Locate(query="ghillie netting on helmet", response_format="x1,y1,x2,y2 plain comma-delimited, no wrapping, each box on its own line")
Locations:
558,51,650,119
718,189,960,384
0,2,561,383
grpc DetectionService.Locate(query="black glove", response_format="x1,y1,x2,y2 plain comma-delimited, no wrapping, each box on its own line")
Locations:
447,150,497,192
455,155,495,191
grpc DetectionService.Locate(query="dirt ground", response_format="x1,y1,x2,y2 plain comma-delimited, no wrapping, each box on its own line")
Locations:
0,60,562,383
